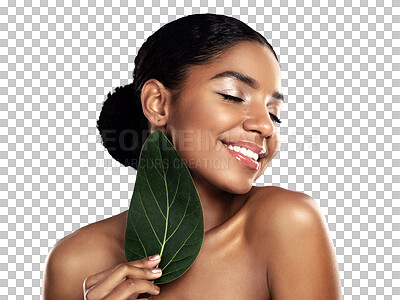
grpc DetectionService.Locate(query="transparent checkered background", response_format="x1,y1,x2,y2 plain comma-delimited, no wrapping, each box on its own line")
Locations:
0,0,399,298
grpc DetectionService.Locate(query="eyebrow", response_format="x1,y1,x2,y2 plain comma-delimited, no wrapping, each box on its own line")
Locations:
211,71,259,89
211,70,284,102
272,91,284,102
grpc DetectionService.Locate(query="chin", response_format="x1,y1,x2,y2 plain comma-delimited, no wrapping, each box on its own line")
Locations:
220,176,255,195
231,185,253,195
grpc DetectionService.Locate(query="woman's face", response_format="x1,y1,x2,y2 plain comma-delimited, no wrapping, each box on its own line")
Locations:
166,41,282,195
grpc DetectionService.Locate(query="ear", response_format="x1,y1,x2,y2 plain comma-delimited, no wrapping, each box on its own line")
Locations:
140,79,171,131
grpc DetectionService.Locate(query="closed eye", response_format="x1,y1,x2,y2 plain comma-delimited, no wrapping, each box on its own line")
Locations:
217,92,282,124
217,92,244,102
269,113,282,124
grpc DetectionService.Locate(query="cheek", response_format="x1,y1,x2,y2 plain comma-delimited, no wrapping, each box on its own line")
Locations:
189,101,226,127
168,105,213,153
268,132,281,158
174,101,232,136
275,131,281,146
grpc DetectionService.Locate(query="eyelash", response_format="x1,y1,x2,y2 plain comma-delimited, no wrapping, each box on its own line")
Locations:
217,93,282,124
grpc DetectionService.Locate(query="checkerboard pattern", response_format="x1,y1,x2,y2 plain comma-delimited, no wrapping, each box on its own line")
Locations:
1,0,399,298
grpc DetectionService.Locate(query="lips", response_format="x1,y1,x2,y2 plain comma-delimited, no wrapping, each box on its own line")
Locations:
220,140,266,170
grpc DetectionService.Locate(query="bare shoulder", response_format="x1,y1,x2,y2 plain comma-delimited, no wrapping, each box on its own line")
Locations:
42,211,128,300
245,185,316,234
246,186,342,299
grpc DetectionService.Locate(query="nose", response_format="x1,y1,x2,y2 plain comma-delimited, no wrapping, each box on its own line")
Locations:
242,106,276,139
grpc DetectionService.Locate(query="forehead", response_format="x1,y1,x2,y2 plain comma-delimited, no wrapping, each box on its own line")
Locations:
185,41,281,92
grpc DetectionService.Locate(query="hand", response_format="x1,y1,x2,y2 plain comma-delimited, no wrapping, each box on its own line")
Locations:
83,254,162,299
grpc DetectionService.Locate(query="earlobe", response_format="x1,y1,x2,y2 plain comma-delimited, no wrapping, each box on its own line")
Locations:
140,79,170,129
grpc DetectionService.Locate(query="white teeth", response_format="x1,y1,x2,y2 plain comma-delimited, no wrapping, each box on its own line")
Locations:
225,143,259,161
246,149,253,158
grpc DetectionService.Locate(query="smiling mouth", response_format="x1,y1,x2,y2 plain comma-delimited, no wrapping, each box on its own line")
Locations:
224,143,259,161
220,141,261,170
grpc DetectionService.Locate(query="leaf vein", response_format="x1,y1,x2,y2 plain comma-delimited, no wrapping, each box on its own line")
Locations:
126,248,146,258
162,221,199,271
156,143,167,177
128,213,148,257
144,169,167,219
138,189,162,246
169,172,182,208
165,194,190,244
159,168,169,258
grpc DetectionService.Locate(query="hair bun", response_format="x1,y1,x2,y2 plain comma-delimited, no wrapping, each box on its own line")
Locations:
97,83,149,170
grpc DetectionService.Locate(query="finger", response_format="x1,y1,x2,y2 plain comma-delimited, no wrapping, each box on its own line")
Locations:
86,264,162,299
102,278,161,300
83,255,160,291
93,264,162,295
128,254,161,269
84,265,115,291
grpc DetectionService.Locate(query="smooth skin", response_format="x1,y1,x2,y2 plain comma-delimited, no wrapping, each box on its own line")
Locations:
42,42,342,299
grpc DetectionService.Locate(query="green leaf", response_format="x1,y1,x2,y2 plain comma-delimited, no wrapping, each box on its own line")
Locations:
125,130,204,284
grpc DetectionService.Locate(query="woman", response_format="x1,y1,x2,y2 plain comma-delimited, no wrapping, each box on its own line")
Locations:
43,14,341,299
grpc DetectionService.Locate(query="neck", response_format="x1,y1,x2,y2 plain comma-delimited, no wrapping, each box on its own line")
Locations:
191,175,244,233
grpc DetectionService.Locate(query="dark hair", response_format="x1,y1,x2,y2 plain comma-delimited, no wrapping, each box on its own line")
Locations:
97,13,278,170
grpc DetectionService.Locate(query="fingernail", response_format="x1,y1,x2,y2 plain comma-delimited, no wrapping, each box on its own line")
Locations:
155,285,160,293
149,254,160,261
151,268,162,274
